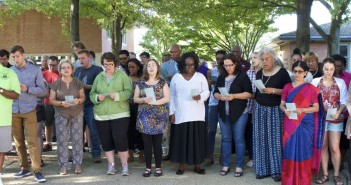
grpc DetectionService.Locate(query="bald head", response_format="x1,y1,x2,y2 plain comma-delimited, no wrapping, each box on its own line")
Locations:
170,44,181,61
231,44,242,59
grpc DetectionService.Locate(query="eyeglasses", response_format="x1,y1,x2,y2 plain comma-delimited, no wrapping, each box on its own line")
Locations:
60,66,71,70
185,64,195,67
104,63,114,67
224,64,235,68
261,57,272,62
292,70,305,74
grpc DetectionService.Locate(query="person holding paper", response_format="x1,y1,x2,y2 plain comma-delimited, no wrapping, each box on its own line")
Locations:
90,52,133,176
311,58,347,185
280,61,324,185
245,52,262,168
253,47,291,182
213,53,253,177
133,59,170,177
169,52,210,175
49,60,86,175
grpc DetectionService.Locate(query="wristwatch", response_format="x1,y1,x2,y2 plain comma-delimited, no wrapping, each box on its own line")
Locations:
0,88,3,94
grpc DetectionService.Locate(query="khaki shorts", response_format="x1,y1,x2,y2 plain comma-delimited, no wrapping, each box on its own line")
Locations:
0,126,12,152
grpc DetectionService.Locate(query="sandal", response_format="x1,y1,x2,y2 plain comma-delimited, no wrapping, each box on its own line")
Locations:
234,171,243,177
334,176,343,185
74,165,82,174
176,169,184,175
143,169,151,177
59,166,67,175
316,175,329,184
220,167,230,176
194,167,206,174
154,168,163,177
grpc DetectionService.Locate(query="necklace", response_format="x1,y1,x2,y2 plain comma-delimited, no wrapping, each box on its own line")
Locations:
262,67,275,85
310,68,318,76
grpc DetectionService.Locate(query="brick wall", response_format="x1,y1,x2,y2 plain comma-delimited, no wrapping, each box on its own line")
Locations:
0,10,102,55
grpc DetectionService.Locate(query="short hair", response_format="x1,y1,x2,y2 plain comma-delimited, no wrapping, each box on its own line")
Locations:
292,61,309,72
215,50,227,56
89,50,96,59
130,52,136,56
101,52,117,66
178,52,200,74
304,52,319,63
10,45,25,54
118,50,129,57
220,53,242,77
258,47,278,62
139,51,150,58
143,59,162,81
0,49,9,58
331,54,346,65
77,49,91,57
58,59,75,77
71,41,86,49
163,53,171,57
41,55,49,61
126,58,143,78
48,56,59,63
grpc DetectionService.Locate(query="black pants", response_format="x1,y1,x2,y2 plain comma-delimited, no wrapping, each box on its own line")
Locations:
142,133,163,169
128,103,144,150
244,113,253,160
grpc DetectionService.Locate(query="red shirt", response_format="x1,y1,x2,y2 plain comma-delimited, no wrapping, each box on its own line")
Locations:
42,70,60,104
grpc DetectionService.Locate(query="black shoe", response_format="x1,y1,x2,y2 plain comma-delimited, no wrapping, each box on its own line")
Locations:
272,174,281,182
256,174,270,179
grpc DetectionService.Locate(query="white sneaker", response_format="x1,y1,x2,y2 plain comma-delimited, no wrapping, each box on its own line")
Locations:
121,164,129,176
107,163,116,175
0,176,3,185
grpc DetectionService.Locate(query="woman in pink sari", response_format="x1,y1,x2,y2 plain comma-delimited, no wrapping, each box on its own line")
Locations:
280,61,325,185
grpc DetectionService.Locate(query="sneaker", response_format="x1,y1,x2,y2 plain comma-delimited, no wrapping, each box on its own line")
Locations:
93,156,102,163
121,164,129,176
246,160,253,168
106,163,116,175
14,170,31,179
34,172,46,183
42,144,52,152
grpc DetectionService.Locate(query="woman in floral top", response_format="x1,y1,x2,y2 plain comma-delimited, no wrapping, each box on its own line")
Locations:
134,59,170,177
311,58,347,185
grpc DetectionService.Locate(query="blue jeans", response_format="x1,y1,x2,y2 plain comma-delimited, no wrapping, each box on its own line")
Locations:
219,113,248,168
83,105,101,157
208,105,219,154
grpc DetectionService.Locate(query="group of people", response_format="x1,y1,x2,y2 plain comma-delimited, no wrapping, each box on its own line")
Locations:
0,41,351,185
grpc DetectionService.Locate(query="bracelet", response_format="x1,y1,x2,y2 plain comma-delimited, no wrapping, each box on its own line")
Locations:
272,88,275,94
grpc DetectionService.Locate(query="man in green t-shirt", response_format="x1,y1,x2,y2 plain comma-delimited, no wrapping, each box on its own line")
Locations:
0,64,20,183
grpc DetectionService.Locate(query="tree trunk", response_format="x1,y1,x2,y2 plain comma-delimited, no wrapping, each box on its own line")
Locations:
70,0,80,60
115,16,123,55
295,0,313,53
328,21,341,56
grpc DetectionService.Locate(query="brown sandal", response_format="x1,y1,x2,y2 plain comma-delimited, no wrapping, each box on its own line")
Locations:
334,176,343,185
316,175,329,184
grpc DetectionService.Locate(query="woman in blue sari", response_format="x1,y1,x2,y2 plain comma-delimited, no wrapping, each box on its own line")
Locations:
280,61,324,185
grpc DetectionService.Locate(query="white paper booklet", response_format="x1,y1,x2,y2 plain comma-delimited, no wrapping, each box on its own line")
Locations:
253,80,266,93
144,88,156,104
218,87,229,96
326,108,337,121
190,89,200,97
286,103,297,120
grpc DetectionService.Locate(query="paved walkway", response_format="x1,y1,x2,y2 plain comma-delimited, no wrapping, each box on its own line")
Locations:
1,135,350,185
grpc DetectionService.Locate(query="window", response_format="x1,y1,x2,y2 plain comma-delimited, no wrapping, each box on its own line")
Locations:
340,44,350,70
